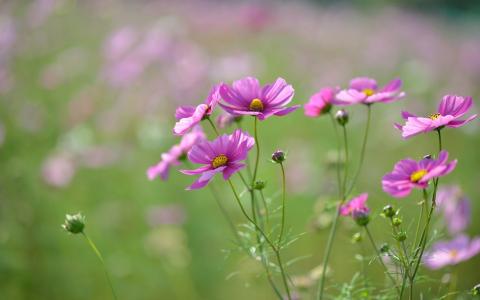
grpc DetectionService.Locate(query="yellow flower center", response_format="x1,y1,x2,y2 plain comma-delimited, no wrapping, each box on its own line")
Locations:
362,88,375,96
249,98,264,111
212,154,228,168
429,113,441,120
450,249,459,258
410,169,428,182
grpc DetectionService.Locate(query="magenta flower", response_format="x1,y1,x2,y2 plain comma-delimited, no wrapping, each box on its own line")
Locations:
304,87,336,117
436,185,471,235
334,77,405,105
395,95,477,138
382,151,457,198
424,235,480,270
148,127,206,181
219,77,299,120
340,193,370,216
181,129,254,190
173,84,221,135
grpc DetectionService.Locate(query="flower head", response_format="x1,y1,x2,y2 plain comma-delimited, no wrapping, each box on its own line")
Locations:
334,77,405,105
304,87,336,117
173,84,221,135
148,127,206,181
424,235,480,270
382,151,457,198
219,76,299,120
181,129,254,190
436,185,471,235
62,213,85,234
340,193,370,225
395,95,477,139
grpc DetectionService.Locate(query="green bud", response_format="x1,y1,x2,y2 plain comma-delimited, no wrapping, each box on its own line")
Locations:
335,109,349,126
392,217,402,227
395,231,407,242
353,212,370,227
472,283,480,296
380,243,390,253
253,180,266,190
62,213,85,234
352,232,362,243
382,204,396,218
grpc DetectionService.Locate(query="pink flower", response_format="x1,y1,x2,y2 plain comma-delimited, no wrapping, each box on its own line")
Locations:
340,193,369,217
173,84,221,135
382,151,457,198
304,87,336,117
334,77,405,105
181,129,254,190
424,235,480,270
436,185,471,235
219,77,299,120
395,95,477,139
148,127,206,181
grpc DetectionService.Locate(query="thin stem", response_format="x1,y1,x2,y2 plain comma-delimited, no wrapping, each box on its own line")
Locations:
206,117,220,136
252,117,260,185
346,104,371,197
82,232,118,300
277,162,287,248
227,180,291,300
317,205,341,300
412,190,428,253
341,125,349,197
259,190,270,230
364,226,400,295
437,129,443,153
329,112,342,200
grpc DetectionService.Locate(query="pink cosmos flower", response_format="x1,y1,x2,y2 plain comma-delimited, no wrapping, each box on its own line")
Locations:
148,127,206,180
173,84,221,135
436,185,471,235
219,77,299,120
304,87,336,117
340,193,370,217
382,150,457,198
395,95,477,139
181,129,254,190
334,77,405,105
424,235,480,270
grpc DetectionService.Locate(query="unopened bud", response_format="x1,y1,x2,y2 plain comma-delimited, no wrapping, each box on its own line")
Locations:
382,205,396,218
253,180,266,190
272,150,286,163
472,283,480,296
352,232,362,243
395,231,407,242
62,213,85,234
392,217,402,227
380,243,390,253
335,109,349,126
423,154,432,160
353,211,370,226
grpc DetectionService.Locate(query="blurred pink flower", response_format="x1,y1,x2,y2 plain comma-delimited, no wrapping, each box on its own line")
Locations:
424,235,480,270
147,204,187,226
41,152,76,188
304,87,336,117
334,77,405,105
436,185,471,235
340,193,369,217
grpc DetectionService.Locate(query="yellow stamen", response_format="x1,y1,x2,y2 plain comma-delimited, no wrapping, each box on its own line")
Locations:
410,169,428,182
429,113,441,120
249,98,264,111
450,249,459,258
362,88,375,96
212,154,228,168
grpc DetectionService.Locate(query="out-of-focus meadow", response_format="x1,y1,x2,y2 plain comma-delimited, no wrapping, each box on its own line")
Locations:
1,1,479,299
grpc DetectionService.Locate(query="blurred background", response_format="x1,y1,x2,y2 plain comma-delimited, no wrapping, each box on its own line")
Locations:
0,0,479,299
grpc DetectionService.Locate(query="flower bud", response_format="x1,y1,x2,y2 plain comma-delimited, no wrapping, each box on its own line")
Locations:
472,283,480,296
335,109,349,126
380,243,390,253
352,210,370,226
392,217,402,227
382,204,396,218
271,150,286,163
423,154,432,160
253,180,266,190
62,213,85,234
395,231,407,242
351,232,362,243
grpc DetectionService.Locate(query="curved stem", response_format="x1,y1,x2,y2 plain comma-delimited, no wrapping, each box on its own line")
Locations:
346,105,371,197
82,232,118,300
364,226,400,295
227,180,291,300
206,117,220,137
252,117,260,185
277,162,287,248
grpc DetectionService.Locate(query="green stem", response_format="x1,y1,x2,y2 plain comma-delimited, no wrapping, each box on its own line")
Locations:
206,117,220,136
341,125,349,197
364,226,400,295
227,180,291,300
82,232,118,300
329,112,342,200
277,162,287,248
252,117,260,185
346,104,371,197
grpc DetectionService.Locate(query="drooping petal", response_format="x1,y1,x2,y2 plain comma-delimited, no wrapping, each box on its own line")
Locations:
175,105,196,120
222,162,245,180
446,114,477,128
173,104,209,135
186,167,225,190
